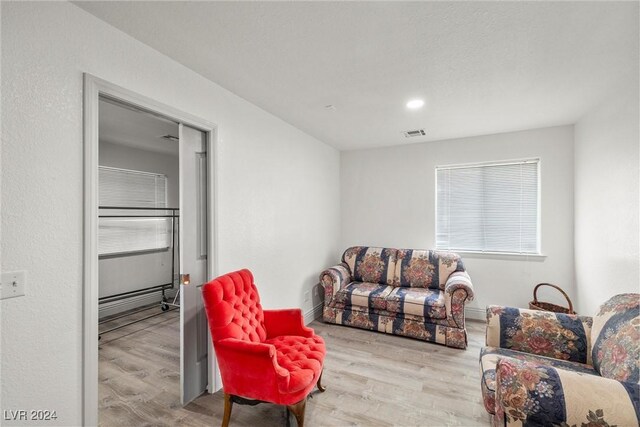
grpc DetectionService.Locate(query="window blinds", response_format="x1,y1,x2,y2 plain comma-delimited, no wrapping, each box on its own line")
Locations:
98,166,170,256
436,160,539,254
99,166,167,208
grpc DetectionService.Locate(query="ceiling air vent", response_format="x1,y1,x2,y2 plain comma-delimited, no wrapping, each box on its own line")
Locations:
403,129,426,138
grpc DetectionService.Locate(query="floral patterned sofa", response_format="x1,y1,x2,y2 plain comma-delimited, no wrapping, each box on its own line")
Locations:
480,293,639,426
319,246,474,349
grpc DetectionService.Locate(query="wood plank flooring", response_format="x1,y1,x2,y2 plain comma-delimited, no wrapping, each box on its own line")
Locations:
99,309,491,426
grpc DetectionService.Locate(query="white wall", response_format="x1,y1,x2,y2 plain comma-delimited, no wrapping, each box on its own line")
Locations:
574,79,640,315
98,142,179,317
341,125,575,316
0,2,340,425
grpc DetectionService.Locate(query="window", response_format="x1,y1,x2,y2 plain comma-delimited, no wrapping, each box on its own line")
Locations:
436,159,540,254
98,166,170,256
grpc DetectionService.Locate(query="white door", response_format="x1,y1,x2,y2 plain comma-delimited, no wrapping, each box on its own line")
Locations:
179,124,209,405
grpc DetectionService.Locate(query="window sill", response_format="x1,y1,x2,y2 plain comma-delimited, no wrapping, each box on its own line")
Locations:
444,250,547,261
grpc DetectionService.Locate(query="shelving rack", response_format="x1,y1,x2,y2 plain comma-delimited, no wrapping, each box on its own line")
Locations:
98,206,180,336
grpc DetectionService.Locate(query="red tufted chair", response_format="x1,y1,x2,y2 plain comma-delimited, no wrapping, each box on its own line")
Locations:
201,269,326,427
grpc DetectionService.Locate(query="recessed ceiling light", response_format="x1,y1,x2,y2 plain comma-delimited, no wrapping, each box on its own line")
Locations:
406,99,425,109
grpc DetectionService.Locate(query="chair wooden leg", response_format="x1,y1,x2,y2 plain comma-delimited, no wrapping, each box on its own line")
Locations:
222,393,233,427
316,370,326,392
287,398,306,427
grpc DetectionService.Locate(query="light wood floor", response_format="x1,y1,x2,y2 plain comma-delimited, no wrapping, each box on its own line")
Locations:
99,308,491,426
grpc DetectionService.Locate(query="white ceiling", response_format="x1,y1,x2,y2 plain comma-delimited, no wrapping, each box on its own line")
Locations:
99,98,179,156
77,1,638,151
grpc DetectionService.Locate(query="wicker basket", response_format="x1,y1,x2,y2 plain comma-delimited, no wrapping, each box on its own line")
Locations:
529,283,575,314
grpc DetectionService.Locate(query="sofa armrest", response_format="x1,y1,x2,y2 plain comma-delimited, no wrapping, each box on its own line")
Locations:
319,263,351,305
215,337,297,397
486,306,593,364
263,308,314,339
445,271,474,328
495,357,639,426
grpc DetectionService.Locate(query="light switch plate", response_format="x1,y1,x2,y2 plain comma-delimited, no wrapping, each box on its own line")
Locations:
1,271,26,300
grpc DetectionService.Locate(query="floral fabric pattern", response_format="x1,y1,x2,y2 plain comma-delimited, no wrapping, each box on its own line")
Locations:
434,251,465,291
333,282,393,311
346,309,375,330
322,305,468,348
591,293,640,383
402,255,435,287
329,302,451,326
319,263,351,303
496,358,565,425
558,409,620,427
597,293,639,317
341,246,367,276
479,346,598,415
445,271,474,328
394,249,437,289
493,357,639,427
437,251,458,268
356,253,386,283
486,306,591,363
482,294,640,426
386,286,446,319
323,247,473,349
342,246,397,285
393,249,465,290
447,289,468,328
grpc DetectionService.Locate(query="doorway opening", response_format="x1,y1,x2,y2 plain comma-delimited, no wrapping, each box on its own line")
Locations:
83,75,219,426
97,96,181,325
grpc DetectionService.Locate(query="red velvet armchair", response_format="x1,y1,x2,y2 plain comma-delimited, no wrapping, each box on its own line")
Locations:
201,269,326,427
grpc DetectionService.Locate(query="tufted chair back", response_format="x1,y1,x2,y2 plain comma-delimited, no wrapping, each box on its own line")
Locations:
202,269,267,343
590,293,640,383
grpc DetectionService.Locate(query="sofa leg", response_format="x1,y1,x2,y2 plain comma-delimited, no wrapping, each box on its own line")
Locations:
222,393,233,427
287,398,306,427
317,370,326,392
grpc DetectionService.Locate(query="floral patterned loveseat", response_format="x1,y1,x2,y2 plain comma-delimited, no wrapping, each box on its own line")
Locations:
320,246,474,349
480,293,639,426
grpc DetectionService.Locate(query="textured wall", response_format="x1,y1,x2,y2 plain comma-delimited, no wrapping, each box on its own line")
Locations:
340,125,575,315
0,2,340,425
574,79,640,315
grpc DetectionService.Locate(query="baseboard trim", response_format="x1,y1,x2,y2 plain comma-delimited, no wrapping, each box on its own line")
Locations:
465,306,486,322
99,290,178,319
304,303,323,325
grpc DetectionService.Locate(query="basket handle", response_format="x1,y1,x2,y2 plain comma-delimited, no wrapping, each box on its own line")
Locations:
533,283,573,313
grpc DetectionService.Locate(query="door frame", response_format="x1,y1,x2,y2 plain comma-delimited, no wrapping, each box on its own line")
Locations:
82,73,219,426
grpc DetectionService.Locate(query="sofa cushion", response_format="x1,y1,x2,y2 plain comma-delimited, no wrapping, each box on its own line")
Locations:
591,293,640,383
486,306,592,363
333,282,393,310
479,346,598,415
342,247,397,285
385,287,446,319
394,249,465,290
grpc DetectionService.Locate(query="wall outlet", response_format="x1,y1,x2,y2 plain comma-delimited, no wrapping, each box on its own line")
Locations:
304,290,310,302
1,271,26,300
